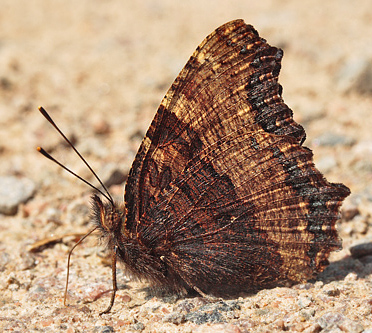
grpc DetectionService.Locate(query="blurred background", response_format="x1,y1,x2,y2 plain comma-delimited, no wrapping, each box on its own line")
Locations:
1,0,372,330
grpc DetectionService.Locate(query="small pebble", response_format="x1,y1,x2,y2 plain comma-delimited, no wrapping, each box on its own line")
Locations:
352,215,368,234
129,322,145,331
0,252,11,272
302,323,322,333
184,300,241,324
315,155,337,173
92,326,114,333
352,140,372,157
100,163,128,188
350,242,372,258
344,272,358,282
20,252,36,270
322,284,340,297
300,308,315,321
313,132,355,147
335,56,372,94
298,296,312,308
162,312,185,325
185,308,224,325
318,312,344,329
338,319,364,333
293,283,314,290
177,299,196,313
0,176,36,215
0,76,12,90
92,117,111,135
121,294,131,303
314,281,324,289
359,255,372,265
341,203,360,221
66,201,91,226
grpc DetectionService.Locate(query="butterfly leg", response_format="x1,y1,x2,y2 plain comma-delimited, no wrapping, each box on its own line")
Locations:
100,245,118,315
193,286,221,302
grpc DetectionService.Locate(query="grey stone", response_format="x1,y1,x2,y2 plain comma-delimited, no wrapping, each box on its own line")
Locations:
298,296,312,308
318,312,344,329
322,284,340,297
99,162,128,188
338,319,364,333
352,215,368,234
312,132,355,147
335,56,372,94
129,322,145,331
163,312,186,325
300,308,315,320
302,323,322,333
350,242,372,258
341,202,359,221
318,312,363,332
316,155,337,174
185,301,240,325
93,326,114,333
0,176,36,215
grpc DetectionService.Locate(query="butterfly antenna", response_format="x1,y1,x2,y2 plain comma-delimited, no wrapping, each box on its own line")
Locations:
37,106,114,205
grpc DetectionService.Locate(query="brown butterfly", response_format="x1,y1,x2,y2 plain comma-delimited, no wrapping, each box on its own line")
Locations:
38,19,350,314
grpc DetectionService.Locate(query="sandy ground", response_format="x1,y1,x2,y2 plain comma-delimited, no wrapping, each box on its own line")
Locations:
1,0,372,332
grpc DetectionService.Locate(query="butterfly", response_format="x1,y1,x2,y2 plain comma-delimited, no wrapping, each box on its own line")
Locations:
38,19,350,314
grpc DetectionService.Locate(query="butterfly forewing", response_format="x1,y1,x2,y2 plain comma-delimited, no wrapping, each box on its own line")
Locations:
125,20,305,227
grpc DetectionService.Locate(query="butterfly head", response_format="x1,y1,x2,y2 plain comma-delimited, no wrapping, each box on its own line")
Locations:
91,194,125,245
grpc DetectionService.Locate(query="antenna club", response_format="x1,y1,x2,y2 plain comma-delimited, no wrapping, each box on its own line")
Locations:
38,106,47,114
38,106,53,123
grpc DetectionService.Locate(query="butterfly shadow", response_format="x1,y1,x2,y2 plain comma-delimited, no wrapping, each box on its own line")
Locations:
316,246,372,285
